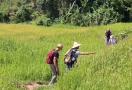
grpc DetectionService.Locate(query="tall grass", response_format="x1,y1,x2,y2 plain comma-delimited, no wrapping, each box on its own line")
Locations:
0,23,132,90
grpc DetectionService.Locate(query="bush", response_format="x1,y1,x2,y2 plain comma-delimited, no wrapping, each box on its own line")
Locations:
0,12,4,22
58,6,120,26
35,15,52,26
15,5,32,23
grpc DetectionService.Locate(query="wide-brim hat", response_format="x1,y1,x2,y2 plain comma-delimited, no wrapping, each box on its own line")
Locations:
72,42,81,48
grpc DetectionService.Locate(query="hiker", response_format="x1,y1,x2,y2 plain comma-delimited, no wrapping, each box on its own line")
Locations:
48,43,63,85
108,35,117,45
64,42,96,72
105,28,112,45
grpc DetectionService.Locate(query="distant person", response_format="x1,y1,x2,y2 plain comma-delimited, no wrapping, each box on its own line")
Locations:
64,42,96,72
48,44,63,85
105,28,112,45
108,35,117,45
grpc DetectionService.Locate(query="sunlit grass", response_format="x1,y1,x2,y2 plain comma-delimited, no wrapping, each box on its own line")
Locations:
0,23,88,40
0,23,132,90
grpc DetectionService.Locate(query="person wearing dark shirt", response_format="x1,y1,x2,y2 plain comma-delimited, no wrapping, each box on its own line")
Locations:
49,43,63,85
105,28,112,45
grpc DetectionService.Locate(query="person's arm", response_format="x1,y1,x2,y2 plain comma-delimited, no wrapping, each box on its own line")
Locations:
80,52,96,55
105,31,106,34
53,57,59,75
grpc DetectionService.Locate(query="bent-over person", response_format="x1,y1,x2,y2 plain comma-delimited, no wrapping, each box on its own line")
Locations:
64,42,96,72
48,44,63,85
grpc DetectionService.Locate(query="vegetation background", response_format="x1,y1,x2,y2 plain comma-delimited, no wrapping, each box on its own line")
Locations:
0,0,132,26
0,0,132,90
0,23,132,90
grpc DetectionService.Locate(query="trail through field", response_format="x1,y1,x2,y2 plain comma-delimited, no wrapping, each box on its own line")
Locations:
25,82,48,90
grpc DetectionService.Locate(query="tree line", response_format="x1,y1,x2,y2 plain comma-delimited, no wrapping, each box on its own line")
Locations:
0,0,132,26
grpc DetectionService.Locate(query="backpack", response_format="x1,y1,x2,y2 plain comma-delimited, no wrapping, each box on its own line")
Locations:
64,49,76,64
46,50,55,64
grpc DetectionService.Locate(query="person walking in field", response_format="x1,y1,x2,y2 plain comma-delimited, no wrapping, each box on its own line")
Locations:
105,28,112,45
47,43,63,85
64,42,96,72
108,35,117,45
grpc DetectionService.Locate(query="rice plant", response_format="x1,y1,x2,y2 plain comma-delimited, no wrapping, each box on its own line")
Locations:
0,23,132,90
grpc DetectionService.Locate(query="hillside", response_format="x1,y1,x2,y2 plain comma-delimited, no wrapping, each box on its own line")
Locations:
0,23,132,90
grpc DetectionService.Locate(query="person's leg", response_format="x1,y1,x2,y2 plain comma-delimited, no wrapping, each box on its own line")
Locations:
66,64,72,72
108,38,112,45
66,64,69,72
113,38,117,44
106,37,109,45
49,64,57,85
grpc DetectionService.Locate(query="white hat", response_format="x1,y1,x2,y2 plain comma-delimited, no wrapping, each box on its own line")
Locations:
72,42,81,48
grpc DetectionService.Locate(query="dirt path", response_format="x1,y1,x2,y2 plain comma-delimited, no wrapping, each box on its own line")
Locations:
25,82,48,90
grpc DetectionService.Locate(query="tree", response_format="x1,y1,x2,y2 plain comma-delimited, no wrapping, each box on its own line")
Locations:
15,5,32,23
0,12,4,22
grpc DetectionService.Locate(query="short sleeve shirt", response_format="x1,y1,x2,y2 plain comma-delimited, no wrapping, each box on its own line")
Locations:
51,51,59,64
53,51,59,58
72,49,81,61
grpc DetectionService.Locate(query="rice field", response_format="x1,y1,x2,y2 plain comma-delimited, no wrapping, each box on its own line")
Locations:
0,23,132,90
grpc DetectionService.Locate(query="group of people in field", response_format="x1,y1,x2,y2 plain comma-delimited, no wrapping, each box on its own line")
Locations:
105,27,117,45
47,27,116,86
47,42,96,85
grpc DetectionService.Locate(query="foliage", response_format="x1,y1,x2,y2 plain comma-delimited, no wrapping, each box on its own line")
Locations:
0,12,4,22
35,15,52,26
0,0,132,26
60,6,120,26
15,5,33,23
31,11,41,20
129,8,132,22
0,12,10,22
36,0,59,19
